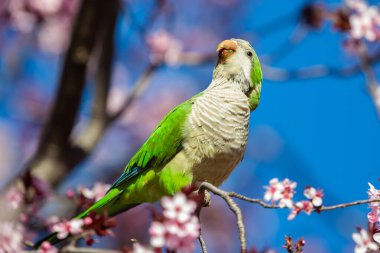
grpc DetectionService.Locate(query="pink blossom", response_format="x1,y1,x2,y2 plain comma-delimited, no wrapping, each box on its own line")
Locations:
161,192,197,223
352,228,378,253
37,17,71,54
0,222,24,253
263,178,283,203
3,0,79,53
6,187,24,209
146,30,183,66
287,208,300,221
346,0,367,12
278,179,296,208
367,183,380,223
80,182,111,201
149,221,166,248
304,186,323,207
151,220,199,253
66,189,75,199
29,0,63,15
38,242,58,253
149,193,200,252
45,216,61,229
132,243,154,253
10,9,37,33
52,219,84,239
264,178,296,208
346,0,380,41
288,201,314,220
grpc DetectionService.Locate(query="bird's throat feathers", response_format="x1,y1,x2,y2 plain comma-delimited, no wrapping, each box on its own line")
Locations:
212,45,262,111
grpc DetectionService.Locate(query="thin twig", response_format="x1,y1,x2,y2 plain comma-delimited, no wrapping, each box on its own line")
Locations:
357,43,380,119
228,190,380,212
108,62,161,122
61,246,122,253
262,50,380,81
199,182,247,253
24,247,122,253
229,192,281,209
320,199,380,211
198,235,208,253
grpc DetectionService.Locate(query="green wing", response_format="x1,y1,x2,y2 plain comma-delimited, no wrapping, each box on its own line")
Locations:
109,98,194,190
33,98,195,249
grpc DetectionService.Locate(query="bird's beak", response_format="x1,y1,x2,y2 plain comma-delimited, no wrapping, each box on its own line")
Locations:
216,39,237,62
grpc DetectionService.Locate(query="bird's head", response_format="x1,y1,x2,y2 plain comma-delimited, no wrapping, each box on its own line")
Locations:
213,38,262,111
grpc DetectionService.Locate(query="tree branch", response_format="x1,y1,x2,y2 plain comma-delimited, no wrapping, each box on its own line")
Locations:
25,0,115,187
108,62,161,123
25,246,122,253
228,190,380,212
198,182,380,253
199,182,247,253
61,246,122,253
69,0,119,166
198,235,208,253
356,43,380,120
262,50,380,81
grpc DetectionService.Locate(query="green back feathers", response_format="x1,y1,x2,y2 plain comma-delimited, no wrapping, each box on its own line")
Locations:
109,99,193,190
249,51,262,111
126,99,193,171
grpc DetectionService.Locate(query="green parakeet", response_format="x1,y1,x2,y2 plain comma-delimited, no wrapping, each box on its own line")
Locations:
34,38,262,247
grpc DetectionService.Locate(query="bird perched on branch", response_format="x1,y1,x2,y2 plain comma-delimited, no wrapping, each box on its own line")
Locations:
34,38,263,247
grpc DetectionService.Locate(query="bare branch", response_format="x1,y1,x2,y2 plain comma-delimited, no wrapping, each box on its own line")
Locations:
69,0,119,165
24,246,122,253
319,199,380,211
198,235,208,253
108,62,161,123
27,0,108,186
107,52,215,124
356,43,380,119
229,190,380,212
198,182,379,253
61,246,122,253
263,50,380,81
199,182,247,253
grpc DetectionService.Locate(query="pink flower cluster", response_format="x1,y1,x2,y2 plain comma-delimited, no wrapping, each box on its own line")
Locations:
1,0,79,53
78,182,111,202
352,228,378,253
33,182,114,248
0,222,24,253
46,213,115,246
264,178,297,208
263,178,323,220
6,173,52,225
146,30,183,66
51,218,86,239
346,0,380,41
67,182,110,211
6,186,24,209
38,242,58,253
367,182,380,223
147,192,200,253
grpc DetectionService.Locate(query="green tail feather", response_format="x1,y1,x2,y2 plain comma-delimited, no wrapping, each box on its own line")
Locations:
33,189,131,249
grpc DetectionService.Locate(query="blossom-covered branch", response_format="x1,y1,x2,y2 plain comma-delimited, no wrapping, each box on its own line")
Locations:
196,179,380,253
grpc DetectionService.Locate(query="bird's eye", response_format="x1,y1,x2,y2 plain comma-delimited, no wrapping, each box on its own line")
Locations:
246,51,253,57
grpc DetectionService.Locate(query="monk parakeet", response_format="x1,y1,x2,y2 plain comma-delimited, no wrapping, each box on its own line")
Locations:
35,38,262,247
